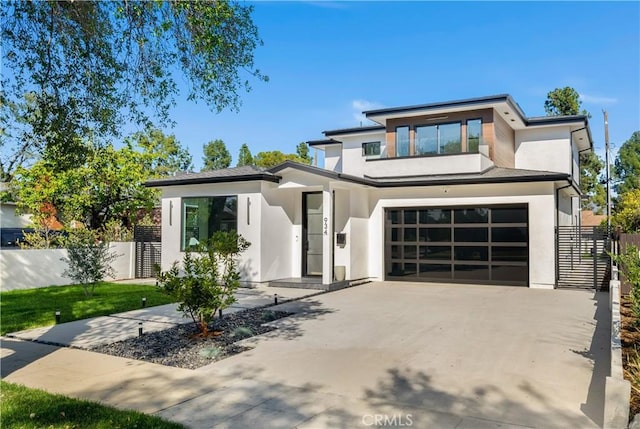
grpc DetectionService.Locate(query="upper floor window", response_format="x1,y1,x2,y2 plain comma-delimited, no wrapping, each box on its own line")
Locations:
182,196,237,250
396,126,410,157
415,122,462,155
467,119,482,153
362,141,381,156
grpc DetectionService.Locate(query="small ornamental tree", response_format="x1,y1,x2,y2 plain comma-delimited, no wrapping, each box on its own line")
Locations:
61,228,119,297
157,231,250,335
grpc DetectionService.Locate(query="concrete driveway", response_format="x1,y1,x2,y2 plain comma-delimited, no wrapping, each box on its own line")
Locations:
158,282,609,428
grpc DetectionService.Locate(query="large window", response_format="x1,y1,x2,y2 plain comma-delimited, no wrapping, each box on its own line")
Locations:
182,196,237,250
414,122,461,155
396,126,410,157
467,119,482,152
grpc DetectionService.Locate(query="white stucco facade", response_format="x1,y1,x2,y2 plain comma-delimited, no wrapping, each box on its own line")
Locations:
151,95,593,290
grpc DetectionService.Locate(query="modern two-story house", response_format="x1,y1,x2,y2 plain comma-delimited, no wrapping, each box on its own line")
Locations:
147,94,592,289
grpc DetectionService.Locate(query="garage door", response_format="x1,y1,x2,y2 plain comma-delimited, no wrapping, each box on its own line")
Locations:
385,206,528,285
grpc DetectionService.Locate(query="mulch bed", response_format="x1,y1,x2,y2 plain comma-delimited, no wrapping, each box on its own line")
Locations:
91,308,292,370
620,295,640,418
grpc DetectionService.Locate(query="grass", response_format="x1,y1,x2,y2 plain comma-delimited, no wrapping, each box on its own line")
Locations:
0,282,175,335
0,381,184,429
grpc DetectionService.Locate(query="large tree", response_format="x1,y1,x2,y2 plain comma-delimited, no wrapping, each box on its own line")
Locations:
296,142,313,164
544,87,606,213
614,131,640,195
236,143,254,167
1,0,266,178
253,150,312,169
202,139,231,171
8,142,169,232
129,128,193,177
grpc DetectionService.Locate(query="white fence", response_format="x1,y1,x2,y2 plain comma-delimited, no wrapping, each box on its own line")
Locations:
0,242,136,291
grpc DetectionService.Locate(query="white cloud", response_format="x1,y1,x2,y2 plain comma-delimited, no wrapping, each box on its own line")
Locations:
579,93,618,105
351,99,383,125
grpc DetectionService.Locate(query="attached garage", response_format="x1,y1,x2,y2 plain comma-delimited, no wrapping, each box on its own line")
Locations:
385,205,528,286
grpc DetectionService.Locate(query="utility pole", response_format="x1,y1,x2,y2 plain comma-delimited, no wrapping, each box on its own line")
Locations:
604,110,611,229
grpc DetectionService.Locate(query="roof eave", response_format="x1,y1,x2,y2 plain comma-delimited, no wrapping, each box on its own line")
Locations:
145,174,280,188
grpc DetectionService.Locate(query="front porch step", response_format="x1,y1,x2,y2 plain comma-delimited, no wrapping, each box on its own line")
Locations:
268,278,350,291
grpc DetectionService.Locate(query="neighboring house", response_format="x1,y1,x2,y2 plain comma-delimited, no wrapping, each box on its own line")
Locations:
581,210,607,227
147,94,592,289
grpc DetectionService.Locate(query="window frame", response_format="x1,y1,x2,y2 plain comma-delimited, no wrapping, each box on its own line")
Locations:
414,121,462,155
395,126,410,157
180,195,238,251
466,118,483,153
362,141,381,157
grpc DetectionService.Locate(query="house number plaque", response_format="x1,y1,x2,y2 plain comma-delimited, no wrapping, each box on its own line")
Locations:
323,217,328,235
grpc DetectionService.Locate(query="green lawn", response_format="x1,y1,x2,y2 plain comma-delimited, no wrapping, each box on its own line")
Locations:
0,381,184,429
0,282,175,335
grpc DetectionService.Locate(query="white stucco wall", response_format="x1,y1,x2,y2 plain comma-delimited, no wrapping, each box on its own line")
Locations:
0,242,135,291
1,203,31,228
366,181,558,289
324,145,342,172
364,153,491,178
557,189,575,227
159,182,263,282
260,183,295,282
515,127,572,174
338,133,386,177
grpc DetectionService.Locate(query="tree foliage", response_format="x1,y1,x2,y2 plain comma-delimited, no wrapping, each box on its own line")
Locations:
129,129,193,177
61,228,119,297
9,143,162,231
544,86,605,212
614,131,640,195
1,0,266,177
296,142,313,164
544,87,588,116
612,189,640,233
202,139,232,171
254,150,312,169
157,231,250,334
236,143,254,167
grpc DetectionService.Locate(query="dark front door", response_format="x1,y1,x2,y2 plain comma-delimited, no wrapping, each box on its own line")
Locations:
302,192,323,277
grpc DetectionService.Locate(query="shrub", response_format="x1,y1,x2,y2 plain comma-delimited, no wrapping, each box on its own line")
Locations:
157,231,250,335
613,244,640,319
231,326,253,339
61,228,119,297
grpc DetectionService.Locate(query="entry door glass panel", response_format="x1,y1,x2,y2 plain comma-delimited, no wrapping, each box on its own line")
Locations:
304,193,323,276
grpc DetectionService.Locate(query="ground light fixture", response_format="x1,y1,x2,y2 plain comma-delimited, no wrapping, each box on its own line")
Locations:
55,310,61,324
142,297,147,308
138,322,143,336
274,294,279,305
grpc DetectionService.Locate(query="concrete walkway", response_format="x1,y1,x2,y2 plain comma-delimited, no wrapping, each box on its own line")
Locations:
1,282,609,428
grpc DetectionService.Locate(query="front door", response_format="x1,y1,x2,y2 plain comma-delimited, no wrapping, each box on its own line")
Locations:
302,192,323,277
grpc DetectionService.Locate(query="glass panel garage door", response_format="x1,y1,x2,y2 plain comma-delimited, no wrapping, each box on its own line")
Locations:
385,206,528,285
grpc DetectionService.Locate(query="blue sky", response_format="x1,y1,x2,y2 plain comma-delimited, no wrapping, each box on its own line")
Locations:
164,1,640,170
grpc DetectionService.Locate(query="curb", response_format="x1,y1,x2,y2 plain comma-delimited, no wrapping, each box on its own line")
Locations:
604,264,632,429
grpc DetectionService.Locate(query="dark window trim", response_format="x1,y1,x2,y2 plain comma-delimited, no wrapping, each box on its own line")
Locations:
366,151,475,162
181,195,238,252
362,141,381,156
466,118,483,153
414,120,462,156
395,126,410,157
